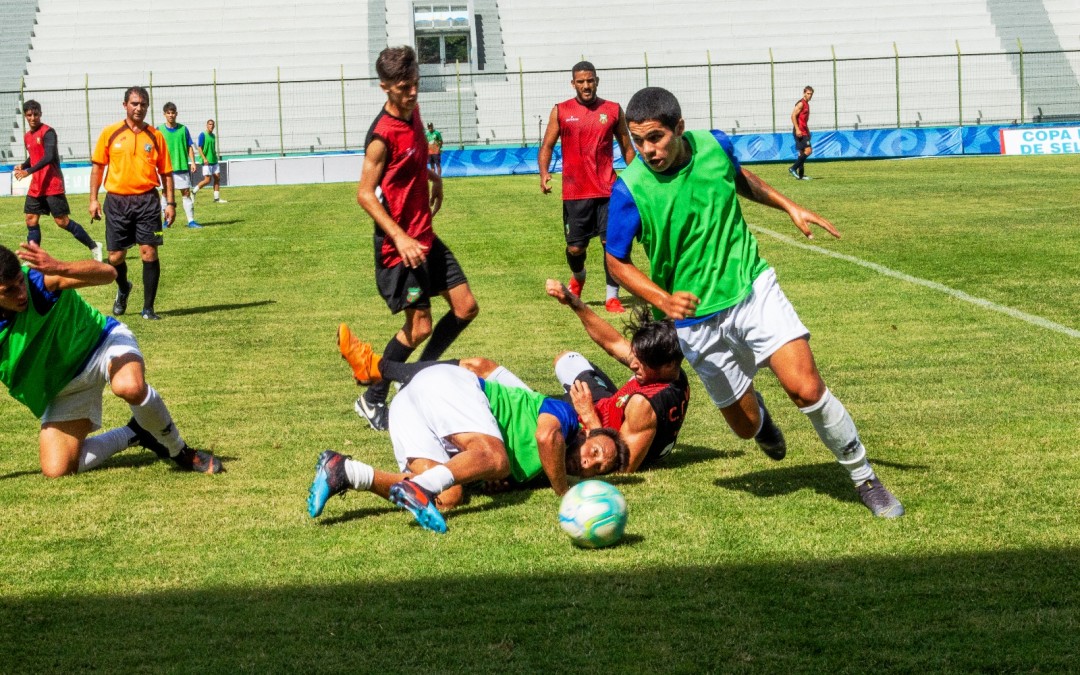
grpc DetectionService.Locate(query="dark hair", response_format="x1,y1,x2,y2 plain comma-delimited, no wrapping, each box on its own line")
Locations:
123,86,150,104
626,87,682,131
376,46,418,82
0,245,22,283
571,61,596,76
804,85,814,93
162,102,177,113
625,306,682,368
22,100,41,114
207,118,215,124
589,427,630,473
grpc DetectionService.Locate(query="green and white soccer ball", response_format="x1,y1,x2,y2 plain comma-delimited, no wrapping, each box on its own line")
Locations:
558,480,628,548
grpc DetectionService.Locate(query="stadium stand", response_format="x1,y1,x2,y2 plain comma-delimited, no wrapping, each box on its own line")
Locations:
0,0,37,161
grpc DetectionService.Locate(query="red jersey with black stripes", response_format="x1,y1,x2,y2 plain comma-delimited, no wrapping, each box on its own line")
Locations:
556,97,622,200
595,369,691,466
365,106,433,267
24,124,65,197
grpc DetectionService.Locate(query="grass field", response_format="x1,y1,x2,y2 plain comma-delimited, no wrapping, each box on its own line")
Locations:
1,154,1078,673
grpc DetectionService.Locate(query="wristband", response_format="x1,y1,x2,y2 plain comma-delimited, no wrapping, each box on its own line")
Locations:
167,202,177,206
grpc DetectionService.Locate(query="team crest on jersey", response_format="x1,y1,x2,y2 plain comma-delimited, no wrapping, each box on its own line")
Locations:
406,286,421,303
616,394,630,409
144,143,153,153
599,113,608,125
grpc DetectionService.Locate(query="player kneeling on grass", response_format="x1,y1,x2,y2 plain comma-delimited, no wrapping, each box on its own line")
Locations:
310,344,628,533
605,86,903,518
0,243,222,476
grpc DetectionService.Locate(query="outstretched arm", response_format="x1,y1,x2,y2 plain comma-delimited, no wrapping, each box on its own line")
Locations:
545,278,632,365
17,242,116,291
735,167,840,240
536,414,570,496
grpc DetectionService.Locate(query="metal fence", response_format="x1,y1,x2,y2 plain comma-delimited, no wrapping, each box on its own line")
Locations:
4,47,1079,163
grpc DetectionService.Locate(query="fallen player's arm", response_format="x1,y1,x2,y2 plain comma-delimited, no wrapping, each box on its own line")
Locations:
545,279,632,365
620,395,658,473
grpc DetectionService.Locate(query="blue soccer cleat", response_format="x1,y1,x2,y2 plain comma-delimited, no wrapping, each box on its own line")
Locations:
308,449,350,517
389,480,447,534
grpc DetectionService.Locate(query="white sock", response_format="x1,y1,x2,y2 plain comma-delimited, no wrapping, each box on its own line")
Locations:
77,426,137,473
606,284,619,301
343,458,374,490
800,389,875,484
213,190,220,200
486,365,532,391
412,464,455,495
182,195,195,223
191,185,199,195
129,386,185,456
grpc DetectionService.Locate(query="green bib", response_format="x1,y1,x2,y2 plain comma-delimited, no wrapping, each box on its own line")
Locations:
482,380,545,482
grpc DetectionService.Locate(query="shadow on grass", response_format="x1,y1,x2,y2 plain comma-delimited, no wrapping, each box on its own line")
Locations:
160,300,276,317
651,443,742,471
1,548,1077,671
0,470,39,480
715,460,922,507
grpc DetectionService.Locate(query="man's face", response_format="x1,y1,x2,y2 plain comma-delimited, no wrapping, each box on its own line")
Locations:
124,93,148,124
207,120,215,133
804,90,814,102
382,75,420,116
24,109,42,132
628,118,686,173
628,350,675,385
163,109,178,126
0,273,28,314
571,70,598,103
566,432,618,478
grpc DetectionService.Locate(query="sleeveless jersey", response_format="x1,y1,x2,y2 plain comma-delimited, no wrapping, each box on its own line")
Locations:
556,97,621,200
199,131,218,164
24,124,65,197
794,99,810,136
595,369,691,467
365,107,434,268
482,380,579,482
0,268,113,417
161,125,193,172
611,129,768,319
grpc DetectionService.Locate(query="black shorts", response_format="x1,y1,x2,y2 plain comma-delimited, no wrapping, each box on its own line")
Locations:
104,191,163,250
563,197,609,248
24,194,71,217
794,131,812,152
374,235,467,314
560,360,618,404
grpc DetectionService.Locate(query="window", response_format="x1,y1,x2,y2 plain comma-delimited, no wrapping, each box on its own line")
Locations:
414,3,471,67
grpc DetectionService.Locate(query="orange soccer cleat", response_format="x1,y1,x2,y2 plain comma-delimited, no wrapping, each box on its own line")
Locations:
604,297,626,314
337,323,382,385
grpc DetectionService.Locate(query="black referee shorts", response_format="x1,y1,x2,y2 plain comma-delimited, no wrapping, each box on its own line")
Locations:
104,190,163,250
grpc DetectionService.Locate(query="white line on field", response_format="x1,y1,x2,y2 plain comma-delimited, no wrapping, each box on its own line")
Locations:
751,224,1080,339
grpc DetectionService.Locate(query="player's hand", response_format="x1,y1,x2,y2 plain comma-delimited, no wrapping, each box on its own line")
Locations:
658,291,700,320
429,174,443,216
393,233,428,268
540,173,552,194
16,241,61,273
13,169,27,181
789,206,840,240
545,278,585,310
163,205,176,227
88,199,103,222
569,380,600,429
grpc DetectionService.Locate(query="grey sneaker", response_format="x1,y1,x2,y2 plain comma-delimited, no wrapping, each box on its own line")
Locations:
857,478,905,518
355,395,389,431
753,391,786,460
112,280,133,316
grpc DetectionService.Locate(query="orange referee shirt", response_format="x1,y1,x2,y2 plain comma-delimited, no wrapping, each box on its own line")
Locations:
91,120,173,195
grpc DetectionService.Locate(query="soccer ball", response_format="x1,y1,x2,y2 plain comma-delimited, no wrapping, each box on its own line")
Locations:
558,480,628,549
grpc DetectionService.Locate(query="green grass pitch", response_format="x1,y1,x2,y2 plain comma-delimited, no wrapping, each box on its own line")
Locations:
1,154,1078,672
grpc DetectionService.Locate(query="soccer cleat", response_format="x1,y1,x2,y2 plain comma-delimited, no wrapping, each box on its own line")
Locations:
112,280,133,316
173,446,224,474
389,480,447,534
141,309,161,320
90,242,103,262
354,395,389,431
856,477,905,518
214,198,228,203
126,417,171,459
604,297,626,314
187,221,203,229
568,277,584,298
789,167,800,179
753,391,787,460
307,449,351,517
337,323,382,385
799,175,813,181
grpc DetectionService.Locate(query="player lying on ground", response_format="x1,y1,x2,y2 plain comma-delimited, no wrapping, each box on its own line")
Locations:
311,350,628,533
604,86,903,518
0,243,222,476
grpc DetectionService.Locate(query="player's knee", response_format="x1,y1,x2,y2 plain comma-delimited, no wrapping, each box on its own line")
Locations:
566,245,587,257
39,450,77,478
459,357,498,378
54,216,71,228
786,379,827,409
805,147,813,156
456,300,479,322
553,350,575,368
111,378,148,405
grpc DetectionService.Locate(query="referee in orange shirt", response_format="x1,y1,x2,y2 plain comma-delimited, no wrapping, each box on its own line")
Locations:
88,86,174,321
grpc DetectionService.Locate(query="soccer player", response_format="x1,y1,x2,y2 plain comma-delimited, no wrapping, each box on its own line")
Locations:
605,86,904,518
309,353,627,533
538,61,635,314
352,45,479,432
789,86,814,180
0,243,222,476
426,122,443,176
89,86,174,321
192,119,226,203
159,102,206,228
13,100,101,261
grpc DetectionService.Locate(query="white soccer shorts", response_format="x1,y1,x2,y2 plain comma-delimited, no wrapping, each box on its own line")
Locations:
201,163,220,176
41,324,142,431
676,268,809,409
388,364,503,472
171,171,192,190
